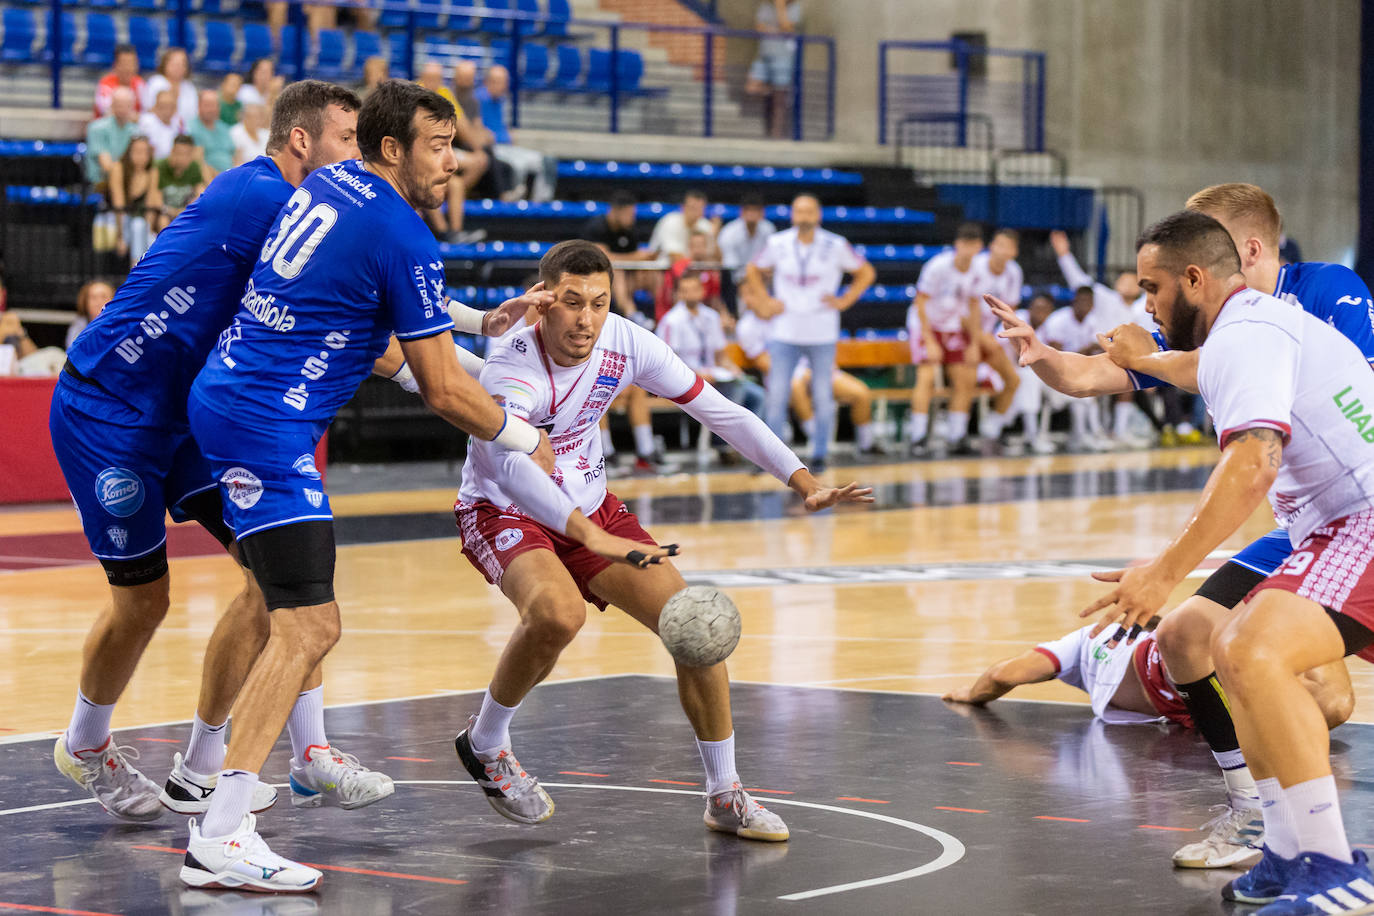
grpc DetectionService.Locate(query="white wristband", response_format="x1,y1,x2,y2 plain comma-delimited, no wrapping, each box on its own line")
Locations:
390,363,419,394
446,299,487,334
453,342,485,375
491,412,540,454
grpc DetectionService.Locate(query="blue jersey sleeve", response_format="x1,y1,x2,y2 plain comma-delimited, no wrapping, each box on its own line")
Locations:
1124,329,1168,390
1293,263,1374,365
380,234,454,341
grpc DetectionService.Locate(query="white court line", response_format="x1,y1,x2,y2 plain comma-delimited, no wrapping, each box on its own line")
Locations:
796,673,984,687
398,779,965,902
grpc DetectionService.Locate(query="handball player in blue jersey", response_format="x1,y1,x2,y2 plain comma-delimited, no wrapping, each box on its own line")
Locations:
987,182,1371,877
46,81,404,824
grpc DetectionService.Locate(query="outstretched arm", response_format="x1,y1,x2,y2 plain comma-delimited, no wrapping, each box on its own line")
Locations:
943,649,1058,705
988,295,1134,396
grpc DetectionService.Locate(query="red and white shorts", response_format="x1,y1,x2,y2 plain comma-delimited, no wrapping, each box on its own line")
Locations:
1247,511,1374,643
455,492,657,611
1132,638,1194,727
910,329,971,366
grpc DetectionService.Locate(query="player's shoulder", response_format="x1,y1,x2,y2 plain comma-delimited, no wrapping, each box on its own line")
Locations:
1290,260,1372,300
487,322,541,365
205,156,290,207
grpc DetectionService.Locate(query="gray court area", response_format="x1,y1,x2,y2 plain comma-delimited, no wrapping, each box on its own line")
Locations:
3,676,1372,915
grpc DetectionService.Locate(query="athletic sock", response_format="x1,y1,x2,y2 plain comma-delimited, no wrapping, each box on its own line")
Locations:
184,714,228,775
286,686,327,766
633,424,655,459
945,411,969,442
978,411,1006,440
1174,674,1242,759
1019,409,1039,440
66,689,114,755
1113,400,1135,438
200,769,256,839
600,427,616,458
855,422,875,451
695,733,740,797
1214,752,1260,806
470,689,519,756
1285,775,1353,863
909,413,929,442
801,417,816,442
1258,777,1299,859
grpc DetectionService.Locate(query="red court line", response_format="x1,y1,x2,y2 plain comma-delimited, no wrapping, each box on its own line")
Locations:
744,788,794,795
0,904,122,916
133,847,465,885
557,771,609,778
1357,844,1374,850
135,738,179,744
1138,825,1192,833
648,779,700,786
1035,816,1090,823
945,761,981,767
385,757,434,763
837,796,890,805
934,806,988,814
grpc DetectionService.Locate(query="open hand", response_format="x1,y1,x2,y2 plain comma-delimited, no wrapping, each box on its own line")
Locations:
988,295,1049,366
482,281,554,338
804,481,875,512
1079,564,1176,647
1049,229,1071,257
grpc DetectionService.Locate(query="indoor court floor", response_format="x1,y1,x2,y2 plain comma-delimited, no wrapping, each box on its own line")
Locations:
4,446,1374,915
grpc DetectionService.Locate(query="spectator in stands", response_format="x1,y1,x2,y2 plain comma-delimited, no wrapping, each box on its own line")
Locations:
66,280,115,349
138,89,187,160
153,134,206,232
1040,287,1111,451
717,193,776,308
0,310,37,376
476,65,557,202
452,60,481,124
649,189,717,261
189,89,235,175
142,48,199,127
747,193,874,472
580,190,657,319
656,229,723,322
84,87,139,187
218,73,243,126
108,135,157,263
238,58,283,109
418,61,459,109
231,102,269,166
265,1,338,38
358,56,389,100
94,45,144,119
745,0,800,138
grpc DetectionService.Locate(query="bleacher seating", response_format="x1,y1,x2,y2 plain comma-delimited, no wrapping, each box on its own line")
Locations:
1,8,36,63
127,15,160,69
201,19,236,73
41,10,77,65
81,13,116,67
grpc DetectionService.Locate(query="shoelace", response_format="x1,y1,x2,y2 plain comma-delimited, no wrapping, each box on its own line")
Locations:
716,788,763,823
1196,804,1240,835
484,751,539,799
314,749,382,791
75,743,142,788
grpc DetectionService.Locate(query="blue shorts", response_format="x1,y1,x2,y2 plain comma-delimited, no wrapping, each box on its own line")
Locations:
187,396,331,541
49,377,215,561
1228,528,1293,577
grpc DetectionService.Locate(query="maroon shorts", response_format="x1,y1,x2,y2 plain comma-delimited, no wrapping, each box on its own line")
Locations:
1133,638,1194,727
455,492,656,611
1246,512,1374,639
910,329,970,366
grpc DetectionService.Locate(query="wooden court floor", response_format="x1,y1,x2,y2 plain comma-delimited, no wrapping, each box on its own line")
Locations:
4,446,1374,740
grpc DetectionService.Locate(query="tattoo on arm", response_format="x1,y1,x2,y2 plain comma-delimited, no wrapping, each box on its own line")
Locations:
1225,428,1283,469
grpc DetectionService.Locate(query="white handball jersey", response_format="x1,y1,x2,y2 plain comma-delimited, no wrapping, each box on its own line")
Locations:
1035,625,1163,725
1199,287,1374,544
751,226,865,346
970,251,1023,331
657,301,727,375
734,309,769,360
1039,306,1102,354
911,251,977,334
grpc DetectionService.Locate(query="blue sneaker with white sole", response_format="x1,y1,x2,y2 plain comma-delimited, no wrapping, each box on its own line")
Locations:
1255,850,1374,915
1224,845,1301,905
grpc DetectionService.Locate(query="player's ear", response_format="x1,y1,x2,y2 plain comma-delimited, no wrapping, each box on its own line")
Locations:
380,135,402,166
289,125,310,160
1244,237,1263,266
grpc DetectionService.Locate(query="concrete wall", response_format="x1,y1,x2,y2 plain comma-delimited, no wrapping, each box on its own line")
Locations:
721,0,1360,262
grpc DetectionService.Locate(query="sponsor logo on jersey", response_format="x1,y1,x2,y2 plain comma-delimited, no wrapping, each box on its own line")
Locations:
413,264,434,317
94,467,145,518
303,488,324,508
1333,385,1374,442
568,407,601,435
581,456,605,484
494,528,524,552
106,526,129,550
512,337,528,354
292,453,322,480
325,162,378,200
241,279,296,332
221,467,264,510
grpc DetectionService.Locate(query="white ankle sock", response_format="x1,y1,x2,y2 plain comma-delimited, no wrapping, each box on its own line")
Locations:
1257,777,1299,859
855,422,874,450
909,414,929,442
66,689,114,755
945,411,969,442
1285,775,1353,863
470,689,519,755
695,733,739,797
979,411,1006,440
1114,401,1135,437
200,769,255,839
1215,753,1258,805
184,714,228,775
633,424,655,458
286,686,328,766
1019,409,1039,440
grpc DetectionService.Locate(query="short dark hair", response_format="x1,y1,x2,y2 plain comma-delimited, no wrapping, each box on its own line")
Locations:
740,193,765,209
955,221,984,242
1136,209,1242,277
171,133,195,147
683,188,708,203
992,227,1019,244
113,43,137,61
675,269,703,291
609,190,637,209
357,79,455,162
540,239,613,287
266,80,361,155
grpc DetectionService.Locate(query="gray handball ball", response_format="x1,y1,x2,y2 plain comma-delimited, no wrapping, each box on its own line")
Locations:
658,586,742,667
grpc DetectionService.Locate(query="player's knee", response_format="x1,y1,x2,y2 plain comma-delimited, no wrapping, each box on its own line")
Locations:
524,596,586,649
285,605,341,660
110,582,172,633
1155,603,1215,670
1212,622,1283,687
1322,686,1356,730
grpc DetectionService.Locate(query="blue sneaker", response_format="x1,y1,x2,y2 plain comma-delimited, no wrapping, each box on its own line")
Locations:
1224,845,1301,905
1254,850,1374,915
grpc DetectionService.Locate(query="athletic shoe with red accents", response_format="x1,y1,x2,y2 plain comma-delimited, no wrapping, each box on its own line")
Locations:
454,716,554,824
53,733,163,822
704,784,790,842
288,745,394,810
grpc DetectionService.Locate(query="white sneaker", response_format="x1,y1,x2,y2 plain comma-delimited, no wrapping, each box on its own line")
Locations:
161,753,279,815
54,733,163,822
704,784,790,842
1029,436,1056,455
288,745,394,810
181,813,322,892
454,717,555,824
1172,803,1264,869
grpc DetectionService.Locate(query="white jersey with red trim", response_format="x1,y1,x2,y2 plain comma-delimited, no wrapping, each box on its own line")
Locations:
459,314,701,518
1199,288,1374,544
1035,625,1163,725
911,250,977,334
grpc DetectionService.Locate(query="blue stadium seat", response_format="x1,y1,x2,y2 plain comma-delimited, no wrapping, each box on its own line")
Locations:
444,1,475,32
199,0,231,14
167,20,198,58
278,23,303,72
80,13,117,67
352,30,383,73
43,11,78,65
201,20,236,73
551,44,581,89
488,37,512,68
410,0,445,31
241,22,272,66
1,9,37,62
478,0,512,34
543,0,569,35
584,47,610,91
315,28,345,79
377,2,409,28
126,0,163,10
127,16,161,69
12,0,43,5
514,0,540,36
519,42,549,89
87,0,119,10
616,48,642,93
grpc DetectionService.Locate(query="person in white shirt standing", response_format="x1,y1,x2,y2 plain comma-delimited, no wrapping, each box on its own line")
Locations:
746,194,875,471
1083,210,1374,912
453,240,872,843
967,227,1023,445
717,194,777,296
658,271,766,423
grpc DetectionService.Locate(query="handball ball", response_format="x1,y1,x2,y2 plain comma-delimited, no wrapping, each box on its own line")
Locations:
659,586,741,667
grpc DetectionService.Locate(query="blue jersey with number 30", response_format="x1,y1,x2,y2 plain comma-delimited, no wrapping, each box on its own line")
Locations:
65,156,292,422
1126,261,1374,389
189,159,454,426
